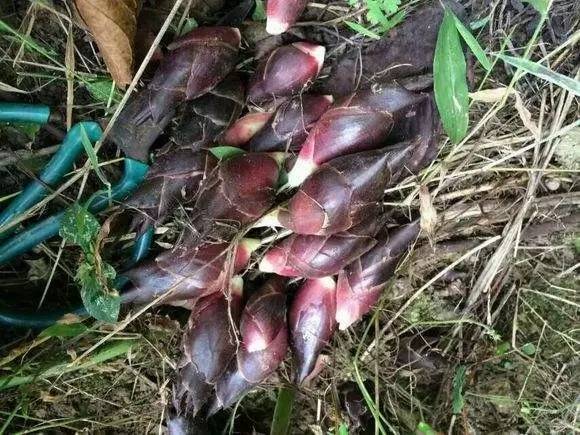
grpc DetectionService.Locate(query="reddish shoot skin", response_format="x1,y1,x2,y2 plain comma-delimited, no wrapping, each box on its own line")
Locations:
335,221,420,330
278,144,415,235
221,112,273,147
266,0,309,35
172,73,245,151
173,277,243,416
212,276,289,411
122,238,258,306
286,83,426,187
125,149,217,235
248,42,325,103
192,153,280,235
111,27,241,162
247,95,333,152
259,217,384,278
289,277,336,383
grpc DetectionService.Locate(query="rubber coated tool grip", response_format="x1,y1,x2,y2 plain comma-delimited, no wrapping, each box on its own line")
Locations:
0,158,149,265
0,122,103,230
0,103,51,124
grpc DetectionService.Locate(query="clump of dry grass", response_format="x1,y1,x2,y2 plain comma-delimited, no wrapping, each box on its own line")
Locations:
0,0,578,433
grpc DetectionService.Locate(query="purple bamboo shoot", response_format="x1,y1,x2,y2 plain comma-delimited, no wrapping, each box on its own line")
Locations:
221,112,273,147
122,238,259,306
335,221,420,330
173,276,243,415
289,277,336,383
172,73,245,150
285,84,426,187
247,95,333,152
125,150,217,234
110,27,241,162
149,27,241,117
396,95,440,176
268,144,415,235
212,276,288,411
259,217,384,278
192,153,280,233
248,42,325,103
266,0,308,35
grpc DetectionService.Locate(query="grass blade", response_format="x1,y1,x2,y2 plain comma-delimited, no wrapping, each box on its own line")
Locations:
522,0,549,15
0,339,136,390
345,21,381,40
0,81,26,93
451,365,467,414
79,124,110,188
452,13,492,71
270,387,295,435
434,9,469,143
497,54,580,96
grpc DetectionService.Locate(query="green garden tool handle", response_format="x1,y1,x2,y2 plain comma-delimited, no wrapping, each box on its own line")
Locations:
0,158,149,265
0,122,102,230
0,226,154,329
0,102,52,124
0,304,88,329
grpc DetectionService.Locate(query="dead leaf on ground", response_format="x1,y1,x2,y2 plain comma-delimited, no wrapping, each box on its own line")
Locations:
75,0,138,86
419,185,438,241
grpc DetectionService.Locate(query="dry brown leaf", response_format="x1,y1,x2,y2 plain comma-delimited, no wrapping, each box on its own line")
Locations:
419,185,438,241
75,0,138,86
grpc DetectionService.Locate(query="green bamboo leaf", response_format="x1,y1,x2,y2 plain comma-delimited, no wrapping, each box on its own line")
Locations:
209,146,245,160
451,13,492,71
338,423,350,435
522,0,549,15
497,54,580,96
79,124,110,188
39,322,88,338
252,0,267,21
0,340,135,390
434,9,469,143
180,17,198,35
85,78,121,105
417,422,438,435
345,21,381,39
270,387,295,435
451,365,467,414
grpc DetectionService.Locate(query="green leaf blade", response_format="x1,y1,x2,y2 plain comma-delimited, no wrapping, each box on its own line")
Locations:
209,146,246,160
522,0,549,15
497,54,580,96
39,322,88,338
452,13,492,71
434,9,469,144
85,78,121,105
270,387,295,435
452,365,467,414
345,21,381,39
252,0,266,21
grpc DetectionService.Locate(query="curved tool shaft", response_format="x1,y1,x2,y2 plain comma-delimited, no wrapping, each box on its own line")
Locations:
0,158,149,265
0,102,51,124
0,227,154,329
0,122,102,230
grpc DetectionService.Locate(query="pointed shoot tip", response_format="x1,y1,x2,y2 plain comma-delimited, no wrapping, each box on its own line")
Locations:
266,17,289,35
285,157,317,188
